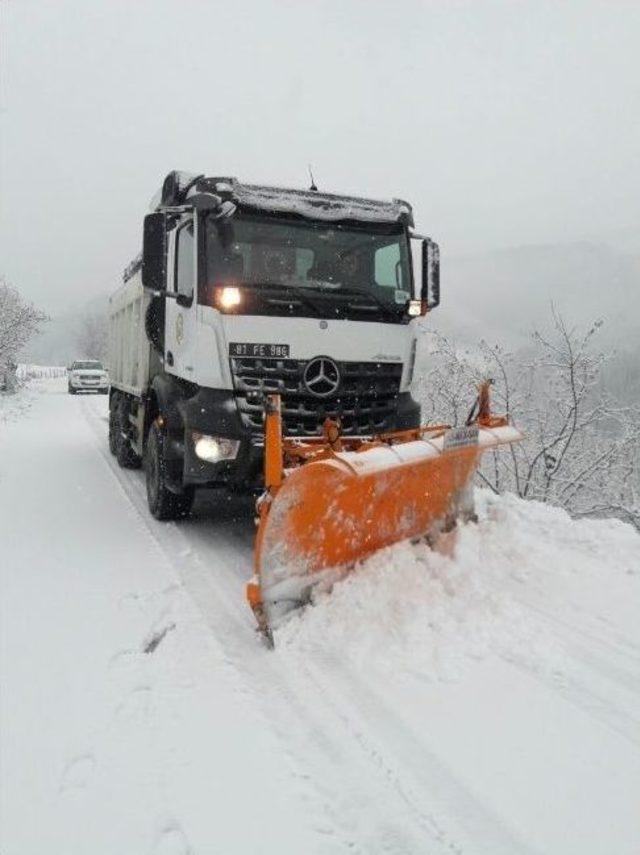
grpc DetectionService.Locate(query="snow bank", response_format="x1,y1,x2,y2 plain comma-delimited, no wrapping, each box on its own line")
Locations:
275,491,640,681
0,382,35,423
1,367,65,420
274,490,640,854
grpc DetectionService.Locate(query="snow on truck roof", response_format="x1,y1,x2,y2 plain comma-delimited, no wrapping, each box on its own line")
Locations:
122,171,414,282
220,180,413,226
152,170,414,227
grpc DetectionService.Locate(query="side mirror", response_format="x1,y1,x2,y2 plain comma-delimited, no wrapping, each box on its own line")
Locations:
421,239,440,310
142,212,168,291
409,236,440,315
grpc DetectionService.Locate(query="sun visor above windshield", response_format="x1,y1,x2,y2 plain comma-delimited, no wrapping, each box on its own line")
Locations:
151,172,414,227
228,183,414,227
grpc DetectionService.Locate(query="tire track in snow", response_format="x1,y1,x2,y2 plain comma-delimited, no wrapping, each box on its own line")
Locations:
508,597,640,748
80,394,539,855
80,396,455,854
522,598,640,690
290,652,538,855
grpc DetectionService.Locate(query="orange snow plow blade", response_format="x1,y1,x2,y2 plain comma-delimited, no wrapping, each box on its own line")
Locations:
246,385,523,640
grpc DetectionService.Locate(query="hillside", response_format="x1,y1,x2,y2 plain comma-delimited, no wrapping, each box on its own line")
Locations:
434,241,639,349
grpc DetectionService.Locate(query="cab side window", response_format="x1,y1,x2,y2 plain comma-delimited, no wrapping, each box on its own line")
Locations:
374,242,404,290
175,222,194,301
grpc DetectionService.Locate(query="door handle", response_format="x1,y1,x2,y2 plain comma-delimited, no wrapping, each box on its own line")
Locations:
166,351,174,367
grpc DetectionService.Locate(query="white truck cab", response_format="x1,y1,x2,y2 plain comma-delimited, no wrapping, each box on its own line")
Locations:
108,172,440,520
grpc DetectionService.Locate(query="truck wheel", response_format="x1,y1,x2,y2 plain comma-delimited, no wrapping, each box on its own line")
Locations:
108,394,119,455
115,397,142,469
145,421,194,521
68,385,76,395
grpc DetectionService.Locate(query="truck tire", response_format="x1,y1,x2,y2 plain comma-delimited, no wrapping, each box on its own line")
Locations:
145,421,194,520
68,385,76,395
115,396,142,469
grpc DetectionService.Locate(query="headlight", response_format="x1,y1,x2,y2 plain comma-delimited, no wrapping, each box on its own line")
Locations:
215,286,242,311
192,432,240,463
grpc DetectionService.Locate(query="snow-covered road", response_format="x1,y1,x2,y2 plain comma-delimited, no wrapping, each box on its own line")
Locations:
2,378,639,854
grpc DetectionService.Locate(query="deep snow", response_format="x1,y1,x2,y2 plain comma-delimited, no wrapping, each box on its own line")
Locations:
1,377,639,854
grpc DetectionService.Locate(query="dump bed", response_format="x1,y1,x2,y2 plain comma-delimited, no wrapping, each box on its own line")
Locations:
108,270,152,397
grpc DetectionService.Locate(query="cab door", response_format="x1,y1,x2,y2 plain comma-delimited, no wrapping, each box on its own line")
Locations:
164,216,198,381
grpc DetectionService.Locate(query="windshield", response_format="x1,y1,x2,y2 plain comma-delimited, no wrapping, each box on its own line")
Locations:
73,361,103,370
203,215,412,307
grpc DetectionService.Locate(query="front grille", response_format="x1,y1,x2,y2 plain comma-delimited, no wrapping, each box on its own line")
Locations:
80,374,98,381
230,357,402,437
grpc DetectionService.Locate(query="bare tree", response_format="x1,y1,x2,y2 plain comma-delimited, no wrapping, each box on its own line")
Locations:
0,278,48,390
74,312,108,363
413,310,640,530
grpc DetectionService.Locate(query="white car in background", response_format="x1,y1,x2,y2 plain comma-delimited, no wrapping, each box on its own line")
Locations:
67,360,109,395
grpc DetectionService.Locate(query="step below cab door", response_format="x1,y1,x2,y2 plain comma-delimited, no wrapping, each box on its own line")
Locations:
164,216,198,381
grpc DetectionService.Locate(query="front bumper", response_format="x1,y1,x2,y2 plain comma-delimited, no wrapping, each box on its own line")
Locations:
395,390,421,430
179,389,262,490
177,388,421,491
70,382,109,390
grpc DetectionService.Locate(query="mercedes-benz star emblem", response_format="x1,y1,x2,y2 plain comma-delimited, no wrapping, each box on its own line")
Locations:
303,356,340,398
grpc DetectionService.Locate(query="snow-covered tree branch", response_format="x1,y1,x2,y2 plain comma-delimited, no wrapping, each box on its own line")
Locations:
0,278,48,391
413,310,640,531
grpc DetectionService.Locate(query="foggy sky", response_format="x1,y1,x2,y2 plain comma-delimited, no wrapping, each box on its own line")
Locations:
1,0,639,314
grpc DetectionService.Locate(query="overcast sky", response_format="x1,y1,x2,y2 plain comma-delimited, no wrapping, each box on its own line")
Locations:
1,0,639,314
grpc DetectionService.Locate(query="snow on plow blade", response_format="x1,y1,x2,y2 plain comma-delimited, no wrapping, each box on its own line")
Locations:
247,386,522,641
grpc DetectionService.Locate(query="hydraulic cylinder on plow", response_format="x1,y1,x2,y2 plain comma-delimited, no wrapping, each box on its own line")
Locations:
246,383,523,644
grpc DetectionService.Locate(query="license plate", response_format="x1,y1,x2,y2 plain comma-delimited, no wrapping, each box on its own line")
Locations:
443,425,479,450
229,342,290,358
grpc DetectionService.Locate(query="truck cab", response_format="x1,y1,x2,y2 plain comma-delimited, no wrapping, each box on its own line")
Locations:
108,172,439,519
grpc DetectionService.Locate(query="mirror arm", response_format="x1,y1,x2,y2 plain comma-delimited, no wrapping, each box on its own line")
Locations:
149,290,180,300
150,290,193,308
158,204,192,215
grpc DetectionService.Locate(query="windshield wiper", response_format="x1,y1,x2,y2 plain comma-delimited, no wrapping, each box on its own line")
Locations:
296,281,402,318
303,278,342,292
249,281,324,316
334,287,403,321
244,281,402,321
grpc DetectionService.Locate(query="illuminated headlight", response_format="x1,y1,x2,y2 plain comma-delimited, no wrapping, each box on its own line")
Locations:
407,299,422,317
215,286,242,310
193,432,240,463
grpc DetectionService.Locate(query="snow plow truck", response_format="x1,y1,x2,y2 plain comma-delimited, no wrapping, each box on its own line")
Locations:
108,171,521,640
